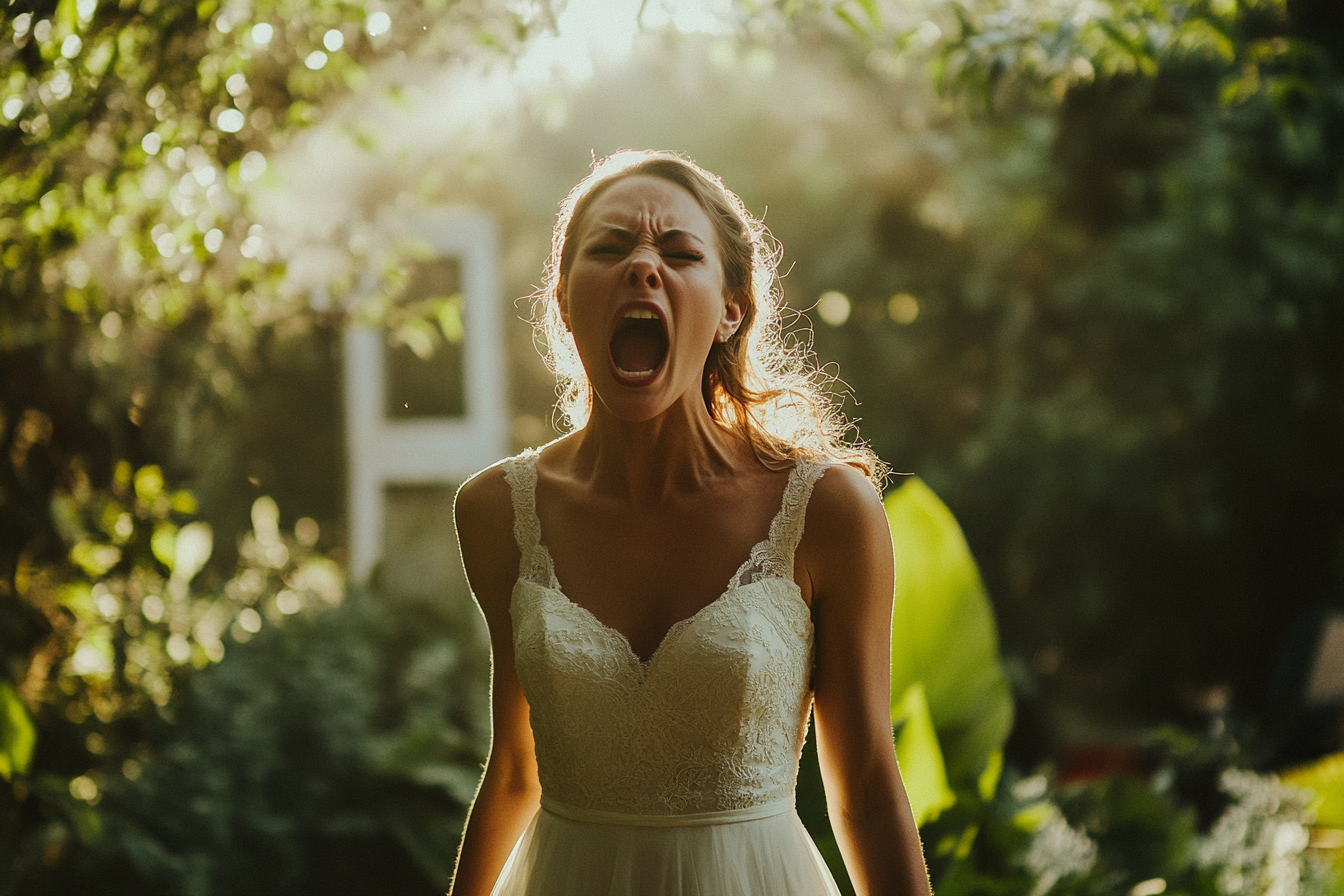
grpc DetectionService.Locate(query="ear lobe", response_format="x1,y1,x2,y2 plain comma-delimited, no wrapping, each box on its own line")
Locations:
716,292,746,343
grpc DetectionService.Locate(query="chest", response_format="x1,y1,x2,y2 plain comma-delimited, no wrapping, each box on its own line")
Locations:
534,477,790,660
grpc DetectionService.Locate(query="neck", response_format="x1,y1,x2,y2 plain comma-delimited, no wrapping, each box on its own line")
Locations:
568,394,749,505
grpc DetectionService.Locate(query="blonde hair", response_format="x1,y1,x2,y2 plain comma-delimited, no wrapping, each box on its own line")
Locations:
535,150,887,490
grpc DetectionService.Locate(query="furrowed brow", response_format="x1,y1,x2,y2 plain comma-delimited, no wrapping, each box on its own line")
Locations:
655,229,703,246
588,225,637,241
586,224,705,246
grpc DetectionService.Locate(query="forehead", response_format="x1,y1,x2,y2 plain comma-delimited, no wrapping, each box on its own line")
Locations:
579,175,715,240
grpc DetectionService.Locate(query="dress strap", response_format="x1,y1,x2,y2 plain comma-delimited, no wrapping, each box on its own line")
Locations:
769,460,829,576
730,459,830,588
500,449,556,588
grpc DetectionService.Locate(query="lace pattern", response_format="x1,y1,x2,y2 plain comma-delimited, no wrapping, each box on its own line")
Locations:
503,449,559,591
500,451,829,817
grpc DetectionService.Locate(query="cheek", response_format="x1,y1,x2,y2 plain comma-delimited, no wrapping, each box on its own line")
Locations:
559,293,606,360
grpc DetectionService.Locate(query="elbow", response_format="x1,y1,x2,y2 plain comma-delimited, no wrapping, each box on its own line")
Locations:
481,749,541,803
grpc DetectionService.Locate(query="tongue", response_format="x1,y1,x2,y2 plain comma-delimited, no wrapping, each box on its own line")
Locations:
611,318,667,373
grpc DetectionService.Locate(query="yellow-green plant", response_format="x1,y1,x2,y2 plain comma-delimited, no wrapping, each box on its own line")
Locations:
885,476,1015,821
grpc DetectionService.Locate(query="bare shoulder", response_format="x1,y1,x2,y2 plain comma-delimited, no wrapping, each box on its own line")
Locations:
806,463,888,540
455,461,512,532
454,460,519,618
798,462,893,604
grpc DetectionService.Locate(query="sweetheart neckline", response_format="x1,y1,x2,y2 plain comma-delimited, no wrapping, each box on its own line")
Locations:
515,575,809,670
508,450,825,667
527,462,810,666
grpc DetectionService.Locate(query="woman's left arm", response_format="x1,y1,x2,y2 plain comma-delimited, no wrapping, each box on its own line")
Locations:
799,465,932,896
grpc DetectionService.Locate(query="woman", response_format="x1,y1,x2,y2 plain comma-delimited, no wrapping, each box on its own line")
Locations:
451,150,930,896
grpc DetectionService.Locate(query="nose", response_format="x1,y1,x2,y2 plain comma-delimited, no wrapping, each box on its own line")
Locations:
626,249,661,290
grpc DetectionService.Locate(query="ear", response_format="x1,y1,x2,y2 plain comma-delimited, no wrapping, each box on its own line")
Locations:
557,277,572,332
716,291,746,343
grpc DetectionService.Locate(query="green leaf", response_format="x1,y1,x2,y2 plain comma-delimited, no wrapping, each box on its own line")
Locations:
71,540,122,576
0,681,36,781
978,748,1003,802
853,0,881,29
833,6,868,39
151,522,178,571
893,682,957,826
885,478,1014,789
394,317,439,360
55,0,78,33
1282,752,1344,827
133,464,164,504
433,294,465,344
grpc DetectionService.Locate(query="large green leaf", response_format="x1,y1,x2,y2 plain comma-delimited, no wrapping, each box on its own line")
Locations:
885,478,1014,788
0,681,36,781
893,682,957,826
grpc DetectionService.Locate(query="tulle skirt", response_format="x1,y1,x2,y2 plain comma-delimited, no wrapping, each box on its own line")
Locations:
489,798,842,896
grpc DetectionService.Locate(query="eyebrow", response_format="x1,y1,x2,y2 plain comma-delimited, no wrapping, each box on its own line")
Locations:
587,225,705,245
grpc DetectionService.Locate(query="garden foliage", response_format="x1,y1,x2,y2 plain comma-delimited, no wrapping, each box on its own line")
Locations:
793,0,1344,739
0,1,527,890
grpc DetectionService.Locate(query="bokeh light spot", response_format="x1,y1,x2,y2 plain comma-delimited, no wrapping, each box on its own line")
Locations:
366,11,391,37
238,607,262,633
217,108,244,132
239,150,267,182
69,775,99,802
166,633,191,662
817,291,851,327
100,311,122,338
276,590,302,615
888,292,920,325
295,517,320,547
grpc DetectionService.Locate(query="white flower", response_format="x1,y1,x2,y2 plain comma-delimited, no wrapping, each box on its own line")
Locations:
1024,807,1098,896
1197,769,1316,896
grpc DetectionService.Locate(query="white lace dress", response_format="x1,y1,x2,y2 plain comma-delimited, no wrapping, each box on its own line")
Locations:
491,450,842,896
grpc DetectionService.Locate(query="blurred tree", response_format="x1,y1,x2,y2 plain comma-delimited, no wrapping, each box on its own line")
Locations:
793,0,1344,749
0,0,549,581
0,0,541,888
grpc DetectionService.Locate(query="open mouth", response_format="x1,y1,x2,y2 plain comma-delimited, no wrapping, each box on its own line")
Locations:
608,309,668,385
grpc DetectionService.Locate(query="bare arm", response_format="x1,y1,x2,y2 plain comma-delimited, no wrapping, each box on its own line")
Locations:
449,467,543,896
799,466,932,896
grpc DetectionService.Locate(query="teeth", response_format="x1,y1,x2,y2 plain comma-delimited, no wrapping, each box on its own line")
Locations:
615,367,656,379
623,310,658,320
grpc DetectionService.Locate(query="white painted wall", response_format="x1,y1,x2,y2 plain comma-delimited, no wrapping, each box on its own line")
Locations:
343,207,507,585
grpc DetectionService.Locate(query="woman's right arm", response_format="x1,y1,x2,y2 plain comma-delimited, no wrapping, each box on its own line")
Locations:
449,467,542,896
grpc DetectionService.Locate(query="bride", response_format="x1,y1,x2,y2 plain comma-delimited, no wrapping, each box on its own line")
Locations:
450,150,931,896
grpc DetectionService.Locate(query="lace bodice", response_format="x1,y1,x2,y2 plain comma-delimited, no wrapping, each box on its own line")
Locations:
502,450,827,818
